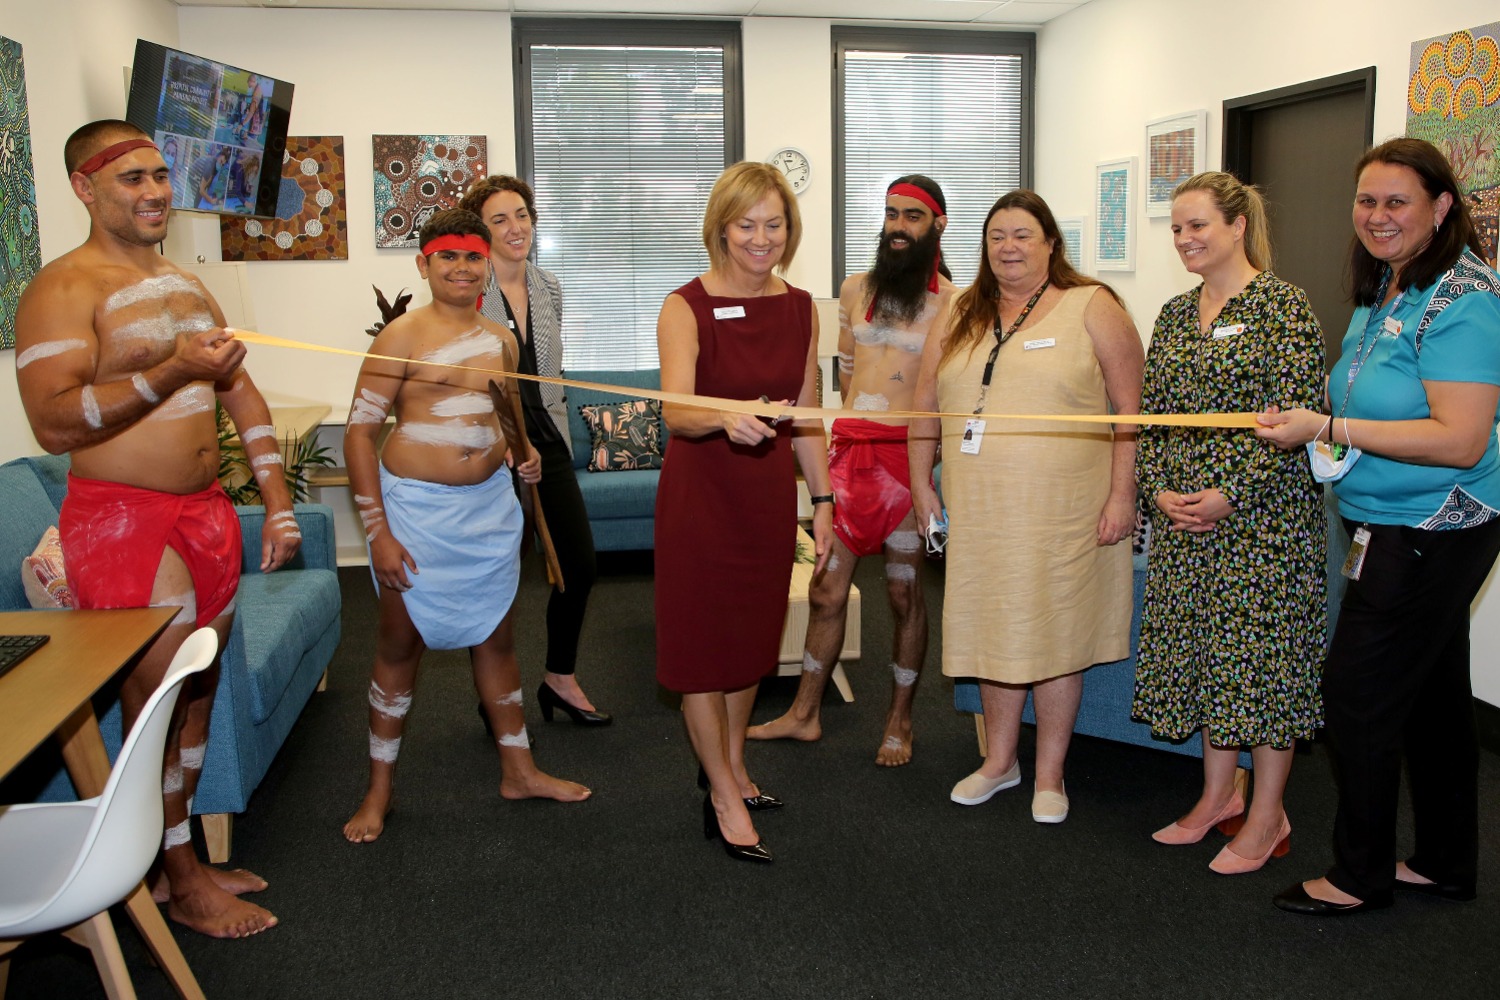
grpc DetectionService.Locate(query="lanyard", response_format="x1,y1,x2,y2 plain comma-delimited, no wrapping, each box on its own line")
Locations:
974,280,1049,414
1338,270,1403,419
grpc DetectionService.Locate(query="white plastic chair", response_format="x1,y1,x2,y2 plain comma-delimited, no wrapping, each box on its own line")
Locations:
0,626,218,1000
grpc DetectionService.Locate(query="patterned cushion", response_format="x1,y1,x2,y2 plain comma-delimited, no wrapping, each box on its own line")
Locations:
22,526,73,609
578,399,664,472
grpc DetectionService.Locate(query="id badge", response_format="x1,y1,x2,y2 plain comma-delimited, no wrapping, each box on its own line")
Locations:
960,418,986,455
1342,526,1371,580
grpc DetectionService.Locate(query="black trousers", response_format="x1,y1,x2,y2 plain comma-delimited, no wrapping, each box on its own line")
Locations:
532,436,597,675
1324,516,1500,902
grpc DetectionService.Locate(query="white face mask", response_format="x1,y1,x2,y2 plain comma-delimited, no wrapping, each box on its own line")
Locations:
1306,418,1361,482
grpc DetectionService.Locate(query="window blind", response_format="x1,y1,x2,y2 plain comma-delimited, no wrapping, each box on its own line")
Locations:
525,42,730,371
839,44,1027,289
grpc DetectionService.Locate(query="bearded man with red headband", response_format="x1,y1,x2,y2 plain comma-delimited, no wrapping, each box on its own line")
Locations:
749,174,956,766
15,119,301,938
341,208,589,847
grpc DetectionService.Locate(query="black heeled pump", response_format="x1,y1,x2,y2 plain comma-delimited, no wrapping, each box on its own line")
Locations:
537,681,612,726
702,794,773,863
696,765,785,811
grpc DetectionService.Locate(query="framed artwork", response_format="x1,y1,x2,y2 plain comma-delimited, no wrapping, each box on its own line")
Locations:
1094,157,1136,272
1145,110,1207,217
1407,22,1500,268
1056,215,1089,274
1,35,41,350
372,134,487,248
221,136,348,261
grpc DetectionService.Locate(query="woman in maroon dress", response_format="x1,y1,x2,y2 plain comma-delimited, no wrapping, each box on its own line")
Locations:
655,162,833,863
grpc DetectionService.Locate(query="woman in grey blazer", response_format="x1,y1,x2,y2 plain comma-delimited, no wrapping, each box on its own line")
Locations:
462,175,610,725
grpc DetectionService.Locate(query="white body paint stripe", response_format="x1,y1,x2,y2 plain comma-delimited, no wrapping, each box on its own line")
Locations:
398,420,498,450
369,681,413,719
163,819,192,850
430,391,495,417
150,383,214,421
180,742,206,771
420,328,506,367
369,732,402,763
132,372,160,403
496,689,523,706
241,424,277,444
16,339,90,369
251,452,285,468
497,727,529,749
81,386,102,429
103,274,202,314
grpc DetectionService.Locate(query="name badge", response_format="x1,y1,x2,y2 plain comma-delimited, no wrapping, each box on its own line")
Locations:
1382,316,1403,336
1023,338,1055,351
960,418,986,455
1211,324,1246,340
713,306,747,320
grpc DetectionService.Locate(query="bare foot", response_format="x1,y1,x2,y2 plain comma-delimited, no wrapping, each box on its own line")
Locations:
875,714,913,767
1302,876,1362,905
342,789,392,843
152,865,267,903
746,711,821,742
167,872,278,939
1225,815,1286,860
500,769,591,802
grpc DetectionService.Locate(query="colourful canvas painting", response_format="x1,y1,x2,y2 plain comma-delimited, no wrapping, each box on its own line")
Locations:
1095,158,1136,271
371,134,487,248
1408,22,1500,267
221,136,349,261
1,35,41,350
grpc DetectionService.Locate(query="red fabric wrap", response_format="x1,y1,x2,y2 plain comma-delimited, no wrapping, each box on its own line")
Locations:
421,234,492,257
828,418,920,557
60,473,242,627
73,139,159,177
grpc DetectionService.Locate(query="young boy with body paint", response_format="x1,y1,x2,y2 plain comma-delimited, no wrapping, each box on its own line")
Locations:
342,209,591,844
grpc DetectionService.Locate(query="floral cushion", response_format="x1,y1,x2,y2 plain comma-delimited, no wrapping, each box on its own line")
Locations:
578,399,664,472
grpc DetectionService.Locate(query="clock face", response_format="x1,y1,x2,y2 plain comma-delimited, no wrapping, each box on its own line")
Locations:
768,147,811,195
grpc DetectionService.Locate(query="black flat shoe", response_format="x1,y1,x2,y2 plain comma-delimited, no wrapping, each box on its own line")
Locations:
697,765,785,810
537,681,612,726
702,794,772,863
1273,882,1392,916
1395,877,1476,902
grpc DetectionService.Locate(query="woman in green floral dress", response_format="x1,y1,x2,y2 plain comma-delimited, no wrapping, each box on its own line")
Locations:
1134,172,1326,875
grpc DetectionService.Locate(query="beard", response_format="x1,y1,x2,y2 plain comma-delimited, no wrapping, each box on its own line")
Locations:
867,225,942,325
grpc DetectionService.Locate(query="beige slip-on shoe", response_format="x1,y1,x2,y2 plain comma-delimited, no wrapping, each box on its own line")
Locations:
950,760,1022,805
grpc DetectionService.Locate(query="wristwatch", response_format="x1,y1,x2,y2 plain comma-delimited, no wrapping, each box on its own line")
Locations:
809,493,835,506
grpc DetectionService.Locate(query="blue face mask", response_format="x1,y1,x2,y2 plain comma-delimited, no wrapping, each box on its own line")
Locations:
1306,418,1361,483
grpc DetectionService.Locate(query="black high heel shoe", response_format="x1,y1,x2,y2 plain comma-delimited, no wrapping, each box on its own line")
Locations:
537,681,612,726
697,765,785,810
702,794,772,863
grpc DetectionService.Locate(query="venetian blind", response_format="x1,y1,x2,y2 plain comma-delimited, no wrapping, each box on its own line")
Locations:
526,43,729,371
840,48,1025,288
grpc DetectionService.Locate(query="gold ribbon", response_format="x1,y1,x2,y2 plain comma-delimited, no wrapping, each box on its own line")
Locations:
234,330,1261,429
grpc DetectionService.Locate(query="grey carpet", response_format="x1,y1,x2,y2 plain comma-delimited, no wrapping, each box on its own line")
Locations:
6,553,1499,999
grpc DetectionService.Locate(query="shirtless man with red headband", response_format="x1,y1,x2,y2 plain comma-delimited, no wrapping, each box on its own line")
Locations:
14,119,300,938
749,175,956,766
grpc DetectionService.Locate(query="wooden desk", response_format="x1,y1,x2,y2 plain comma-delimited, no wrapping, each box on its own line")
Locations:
0,608,206,1000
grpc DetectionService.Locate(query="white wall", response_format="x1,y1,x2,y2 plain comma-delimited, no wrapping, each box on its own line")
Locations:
1033,0,1500,705
1,0,180,460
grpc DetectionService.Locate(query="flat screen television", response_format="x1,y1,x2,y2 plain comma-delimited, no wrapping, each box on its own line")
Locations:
125,39,294,218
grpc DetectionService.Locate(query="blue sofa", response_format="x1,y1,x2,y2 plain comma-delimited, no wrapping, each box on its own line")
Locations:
565,368,665,552
0,454,341,861
954,488,1347,764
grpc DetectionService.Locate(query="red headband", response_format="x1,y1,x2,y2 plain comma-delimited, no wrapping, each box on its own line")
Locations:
420,234,492,258
886,182,945,219
73,138,159,177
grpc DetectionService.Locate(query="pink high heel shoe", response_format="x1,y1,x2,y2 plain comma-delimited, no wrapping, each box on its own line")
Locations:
1152,769,1247,845
1209,814,1291,875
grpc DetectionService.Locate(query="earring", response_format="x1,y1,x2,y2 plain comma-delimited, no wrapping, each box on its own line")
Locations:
1435,219,1442,233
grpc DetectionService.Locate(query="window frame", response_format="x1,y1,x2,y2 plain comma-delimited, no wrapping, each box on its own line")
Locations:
831,26,1035,292
513,16,744,193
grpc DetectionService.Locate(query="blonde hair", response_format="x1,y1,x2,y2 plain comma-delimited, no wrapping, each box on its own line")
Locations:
1172,171,1273,271
701,161,801,273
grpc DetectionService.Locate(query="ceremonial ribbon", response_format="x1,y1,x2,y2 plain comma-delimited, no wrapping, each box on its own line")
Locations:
231,329,1261,429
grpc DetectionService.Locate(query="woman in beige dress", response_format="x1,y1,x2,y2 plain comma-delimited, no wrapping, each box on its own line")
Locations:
911,189,1143,823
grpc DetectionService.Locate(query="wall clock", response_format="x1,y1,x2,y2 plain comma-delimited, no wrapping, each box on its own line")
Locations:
767,147,811,195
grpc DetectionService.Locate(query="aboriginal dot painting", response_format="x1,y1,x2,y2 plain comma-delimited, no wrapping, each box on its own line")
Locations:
0,35,40,350
221,136,348,261
1408,22,1500,268
371,134,487,248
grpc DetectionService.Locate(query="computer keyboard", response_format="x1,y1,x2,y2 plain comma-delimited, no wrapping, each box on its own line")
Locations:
0,633,50,679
